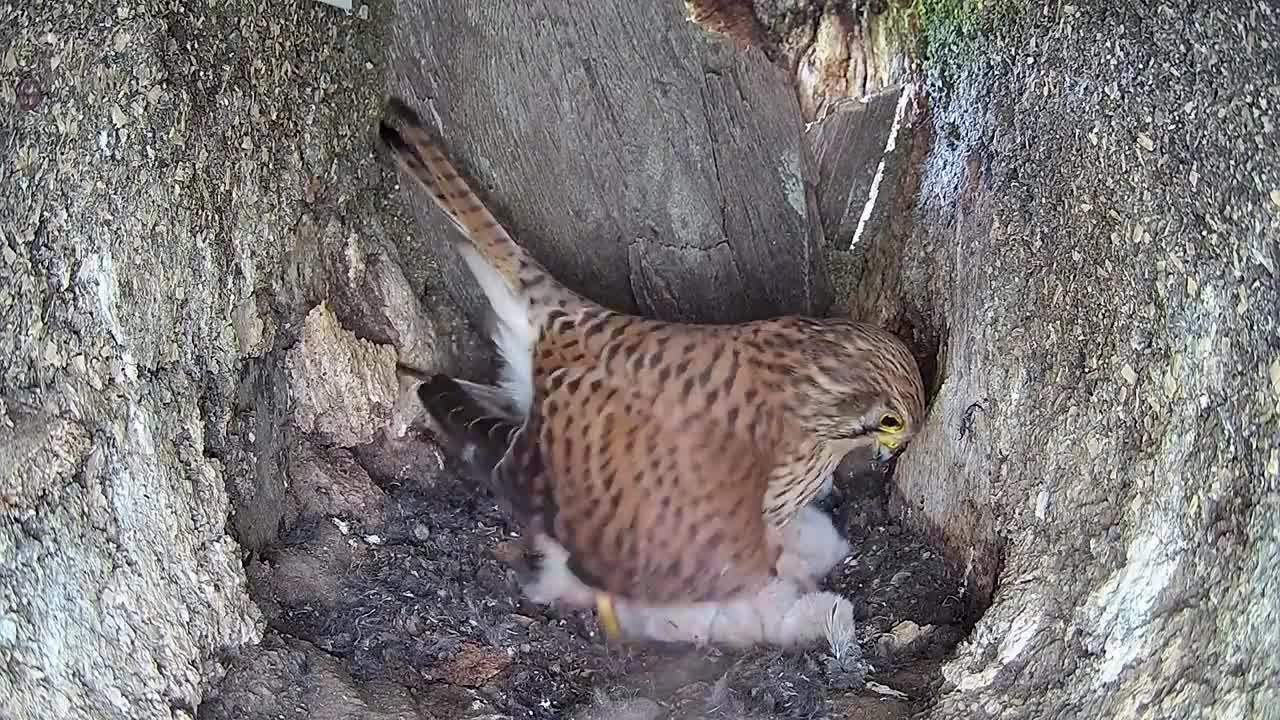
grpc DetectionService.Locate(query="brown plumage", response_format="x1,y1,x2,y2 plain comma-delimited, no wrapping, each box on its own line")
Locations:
379,97,925,610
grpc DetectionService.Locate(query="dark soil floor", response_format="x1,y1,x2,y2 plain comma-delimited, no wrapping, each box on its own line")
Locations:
200,418,969,720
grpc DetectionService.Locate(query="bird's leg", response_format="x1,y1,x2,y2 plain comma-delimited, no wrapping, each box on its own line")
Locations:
522,534,597,608
774,505,850,588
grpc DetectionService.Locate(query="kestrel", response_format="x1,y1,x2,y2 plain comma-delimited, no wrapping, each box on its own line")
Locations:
378,97,925,638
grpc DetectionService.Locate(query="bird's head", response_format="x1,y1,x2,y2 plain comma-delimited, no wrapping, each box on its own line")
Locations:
791,321,926,462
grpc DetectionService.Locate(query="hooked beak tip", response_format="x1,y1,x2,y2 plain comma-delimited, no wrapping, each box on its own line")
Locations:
875,437,901,463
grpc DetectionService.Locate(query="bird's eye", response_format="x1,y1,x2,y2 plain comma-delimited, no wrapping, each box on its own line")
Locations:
879,413,903,432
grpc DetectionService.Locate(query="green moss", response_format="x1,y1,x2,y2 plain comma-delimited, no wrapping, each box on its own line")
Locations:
883,0,1025,72
826,248,866,315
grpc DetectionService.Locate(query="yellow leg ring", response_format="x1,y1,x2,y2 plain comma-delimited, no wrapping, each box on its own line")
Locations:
595,593,620,641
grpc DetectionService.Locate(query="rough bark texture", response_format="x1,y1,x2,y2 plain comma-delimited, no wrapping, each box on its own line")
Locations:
385,0,832,327
850,2,1280,717
686,0,912,120
810,90,903,251
0,1,429,717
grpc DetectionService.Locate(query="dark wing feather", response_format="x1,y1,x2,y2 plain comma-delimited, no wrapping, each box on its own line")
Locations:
414,372,559,537
414,373,519,486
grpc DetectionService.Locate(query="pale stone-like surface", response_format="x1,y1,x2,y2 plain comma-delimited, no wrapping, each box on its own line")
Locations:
0,1,431,717
0,395,261,720
285,304,399,448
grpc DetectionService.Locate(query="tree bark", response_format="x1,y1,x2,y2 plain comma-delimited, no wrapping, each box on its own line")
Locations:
849,3,1280,717
385,0,832,327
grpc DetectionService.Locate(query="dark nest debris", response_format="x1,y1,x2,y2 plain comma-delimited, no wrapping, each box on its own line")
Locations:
201,418,971,720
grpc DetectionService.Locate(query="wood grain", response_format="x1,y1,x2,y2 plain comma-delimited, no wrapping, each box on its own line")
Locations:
386,0,832,326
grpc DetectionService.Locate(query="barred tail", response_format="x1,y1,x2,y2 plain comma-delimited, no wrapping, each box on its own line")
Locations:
378,97,530,294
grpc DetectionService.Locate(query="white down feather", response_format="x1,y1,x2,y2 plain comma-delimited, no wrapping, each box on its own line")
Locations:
456,244,536,415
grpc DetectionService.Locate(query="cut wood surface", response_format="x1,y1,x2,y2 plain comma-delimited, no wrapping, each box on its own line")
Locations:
386,1,832,326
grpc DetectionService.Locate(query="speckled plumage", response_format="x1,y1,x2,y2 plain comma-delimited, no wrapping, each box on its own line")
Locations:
379,97,925,607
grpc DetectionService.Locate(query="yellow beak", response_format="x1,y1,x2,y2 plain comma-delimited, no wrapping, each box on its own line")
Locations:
595,593,620,642
875,434,900,461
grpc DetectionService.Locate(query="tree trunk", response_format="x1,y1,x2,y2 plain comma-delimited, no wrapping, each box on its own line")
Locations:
846,3,1280,717
384,1,832,328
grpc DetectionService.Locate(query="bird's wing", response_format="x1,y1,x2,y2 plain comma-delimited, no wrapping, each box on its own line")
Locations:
533,364,780,605
413,373,519,485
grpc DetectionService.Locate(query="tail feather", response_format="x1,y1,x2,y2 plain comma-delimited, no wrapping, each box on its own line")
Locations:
379,99,527,285
379,97,590,413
